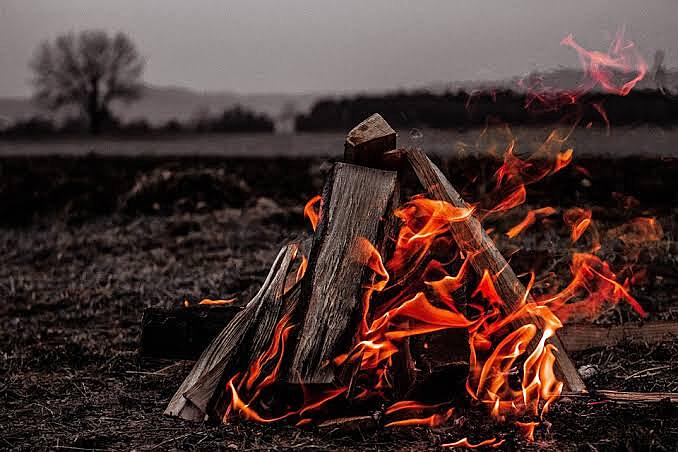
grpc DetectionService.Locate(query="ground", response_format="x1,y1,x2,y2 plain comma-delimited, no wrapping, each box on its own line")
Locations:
1,155,677,451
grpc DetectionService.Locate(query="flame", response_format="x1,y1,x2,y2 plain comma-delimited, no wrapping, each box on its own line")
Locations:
516,421,539,442
443,437,505,449
563,207,600,250
506,207,558,238
561,30,647,96
385,407,454,428
198,298,237,305
304,195,322,231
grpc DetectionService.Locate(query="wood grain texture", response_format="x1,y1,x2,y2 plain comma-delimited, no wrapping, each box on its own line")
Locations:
406,149,586,393
288,163,398,384
563,390,678,403
344,113,397,168
165,244,298,421
560,321,678,352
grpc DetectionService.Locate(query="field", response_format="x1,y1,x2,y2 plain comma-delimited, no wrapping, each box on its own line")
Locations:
1,128,677,450
1,125,678,158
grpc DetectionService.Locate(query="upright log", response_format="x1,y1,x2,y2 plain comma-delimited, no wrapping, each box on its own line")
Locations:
165,244,298,420
288,163,398,384
406,149,586,393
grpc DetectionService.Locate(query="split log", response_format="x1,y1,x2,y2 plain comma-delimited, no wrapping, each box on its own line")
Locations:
140,305,241,360
406,149,586,393
563,390,678,404
165,243,299,421
344,113,397,168
288,162,398,384
317,415,378,435
559,321,678,352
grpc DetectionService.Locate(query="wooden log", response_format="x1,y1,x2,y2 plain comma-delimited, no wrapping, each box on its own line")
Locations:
559,321,678,352
317,415,378,435
563,390,678,404
406,149,586,393
165,244,298,421
288,162,398,384
344,113,397,168
140,305,242,360
144,313,678,362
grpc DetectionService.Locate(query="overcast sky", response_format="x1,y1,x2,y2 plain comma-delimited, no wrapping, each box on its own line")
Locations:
0,1,676,97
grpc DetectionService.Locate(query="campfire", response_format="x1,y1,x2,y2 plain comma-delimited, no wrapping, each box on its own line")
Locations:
146,106,661,445
139,33,674,446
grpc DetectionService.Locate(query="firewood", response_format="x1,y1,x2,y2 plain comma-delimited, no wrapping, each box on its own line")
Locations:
559,321,678,352
563,390,678,404
140,305,241,360
344,113,397,168
317,415,378,435
406,149,587,393
165,243,299,421
287,162,398,384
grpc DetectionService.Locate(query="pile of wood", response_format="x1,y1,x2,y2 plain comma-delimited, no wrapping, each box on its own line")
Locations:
152,114,673,424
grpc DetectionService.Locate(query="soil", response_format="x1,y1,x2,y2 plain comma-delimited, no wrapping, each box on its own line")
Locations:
1,155,677,451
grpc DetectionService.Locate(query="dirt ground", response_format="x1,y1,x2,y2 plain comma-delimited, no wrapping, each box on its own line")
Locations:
1,155,677,451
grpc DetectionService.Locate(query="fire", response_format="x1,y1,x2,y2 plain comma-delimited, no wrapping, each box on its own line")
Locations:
207,30,651,446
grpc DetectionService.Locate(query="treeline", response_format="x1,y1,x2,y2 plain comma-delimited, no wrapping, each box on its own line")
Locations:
0,105,274,138
295,89,678,131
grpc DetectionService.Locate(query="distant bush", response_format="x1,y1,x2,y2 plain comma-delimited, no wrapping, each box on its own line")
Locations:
0,105,275,138
195,105,274,133
295,89,678,131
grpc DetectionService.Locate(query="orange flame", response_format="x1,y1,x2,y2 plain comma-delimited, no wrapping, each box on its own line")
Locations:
198,298,237,305
506,207,558,238
443,437,505,449
304,195,322,231
563,207,593,243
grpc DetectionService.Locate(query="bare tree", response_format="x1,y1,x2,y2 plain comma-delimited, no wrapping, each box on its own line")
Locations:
30,30,144,134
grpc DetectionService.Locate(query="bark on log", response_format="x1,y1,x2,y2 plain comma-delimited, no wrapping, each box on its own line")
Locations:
406,149,587,393
165,244,298,421
344,113,397,168
559,321,678,352
140,305,241,360
287,162,398,384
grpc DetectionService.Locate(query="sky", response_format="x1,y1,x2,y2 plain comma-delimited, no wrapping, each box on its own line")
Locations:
0,0,676,97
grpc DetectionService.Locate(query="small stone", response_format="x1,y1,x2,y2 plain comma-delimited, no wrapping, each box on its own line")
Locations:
578,364,599,380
